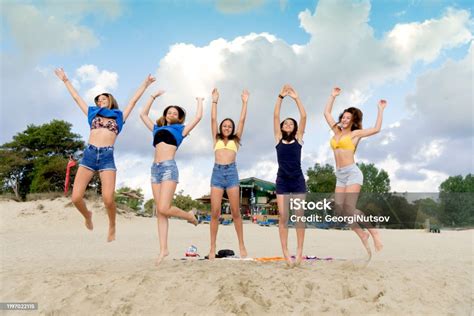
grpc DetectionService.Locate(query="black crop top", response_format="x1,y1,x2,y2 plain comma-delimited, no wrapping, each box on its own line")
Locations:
153,129,177,147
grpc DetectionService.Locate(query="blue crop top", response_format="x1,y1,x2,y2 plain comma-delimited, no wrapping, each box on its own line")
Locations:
87,106,124,134
152,124,185,147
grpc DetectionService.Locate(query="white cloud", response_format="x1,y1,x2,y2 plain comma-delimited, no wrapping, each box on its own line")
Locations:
0,1,122,60
75,65,119,102
386,8,472,63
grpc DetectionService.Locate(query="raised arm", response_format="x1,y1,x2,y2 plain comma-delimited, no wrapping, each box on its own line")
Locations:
123,74,156,121
286,85,306,141
211,88,219,141
182,97,204,137
273,85,288,142
235,89,249,139
140,90,165,132
352,100,387,138
324,87,341,132
54,68,88,115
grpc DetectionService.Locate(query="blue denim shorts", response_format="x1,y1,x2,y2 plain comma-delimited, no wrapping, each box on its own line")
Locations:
211,162,239,190
151,160,179,184
79,144,116,172
335,163,363,187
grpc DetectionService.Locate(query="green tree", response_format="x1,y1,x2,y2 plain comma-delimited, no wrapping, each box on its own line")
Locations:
439,174,474,226
358,162,390,193
0,120,104,198
143,198,155,217
173,190,206,211
115,187,144,212
0,149,28,199
30,156,68,192
3,120,84,159
306,163,336,194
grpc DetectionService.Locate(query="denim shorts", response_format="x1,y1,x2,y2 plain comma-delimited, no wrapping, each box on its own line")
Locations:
335,163,364,187
79,144,116,172
151,160,179,184
211,162,239,190
276,174,306,194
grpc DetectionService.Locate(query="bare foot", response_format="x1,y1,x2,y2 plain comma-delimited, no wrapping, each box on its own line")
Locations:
240,246,248,258
361,231,372,258
283,249,293,267
208,249,216,260
84,211,93,230
295,249,304,266
187,210,198,226
107,226,116,242
155,250,169,266
371,231,384,252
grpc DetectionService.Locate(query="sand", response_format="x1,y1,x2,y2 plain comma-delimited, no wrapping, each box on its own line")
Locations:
1,197,472,315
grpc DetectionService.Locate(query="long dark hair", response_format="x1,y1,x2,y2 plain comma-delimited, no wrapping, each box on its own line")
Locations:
334,107,363,131
94,93,119,109
156,105,186,127
280,118,298,142
216,118,241,145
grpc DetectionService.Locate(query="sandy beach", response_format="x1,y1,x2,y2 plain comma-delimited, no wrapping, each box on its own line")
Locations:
0,197,472,315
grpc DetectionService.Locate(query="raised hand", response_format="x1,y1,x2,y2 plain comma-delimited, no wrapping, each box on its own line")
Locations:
332,87,341,97
144,74,156,87
286,85,298,100
54,68,68,82
378,99,387,110
196,97,205,102
241,89,249,103
279,84,290,98
211,88,219,103
152,90,165,99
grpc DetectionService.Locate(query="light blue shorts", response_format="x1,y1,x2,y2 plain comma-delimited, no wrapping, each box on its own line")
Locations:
211,162,239,190
335,163,363,187
151,160,179,184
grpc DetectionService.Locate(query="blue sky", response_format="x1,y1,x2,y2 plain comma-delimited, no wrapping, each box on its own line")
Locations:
1,0,472,198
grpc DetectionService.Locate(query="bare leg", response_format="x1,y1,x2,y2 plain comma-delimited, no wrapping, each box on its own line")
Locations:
227,186,247,258
343,185,377,257
209,187,224,260
293,193,306,266
152,183,169,265
277,194,292,267
99,170,117,242
157,181,197,223
71,166,95,231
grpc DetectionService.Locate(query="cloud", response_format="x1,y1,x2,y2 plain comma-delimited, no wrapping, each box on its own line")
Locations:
75,65,119,102
0,63,120,146
357,42,473,177
0,1,122,60
2,0,472,198
386,8,472,63
113,1,472,197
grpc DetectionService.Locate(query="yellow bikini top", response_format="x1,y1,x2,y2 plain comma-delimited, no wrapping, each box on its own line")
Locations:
214,139,238,153
330,134,356,151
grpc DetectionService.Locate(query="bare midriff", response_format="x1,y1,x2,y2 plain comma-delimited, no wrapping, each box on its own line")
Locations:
214,149,237,165
154,143,177,163
88,128,117,147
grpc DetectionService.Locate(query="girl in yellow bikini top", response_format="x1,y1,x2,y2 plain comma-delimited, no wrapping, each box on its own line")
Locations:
214,138,238,152
330,134,356,151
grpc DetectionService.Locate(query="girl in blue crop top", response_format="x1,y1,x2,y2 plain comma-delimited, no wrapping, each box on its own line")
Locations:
140,88,203,265
55,67,155,242
273,84,307,267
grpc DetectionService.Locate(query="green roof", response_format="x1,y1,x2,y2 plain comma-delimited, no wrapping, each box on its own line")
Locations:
239,177,276,193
